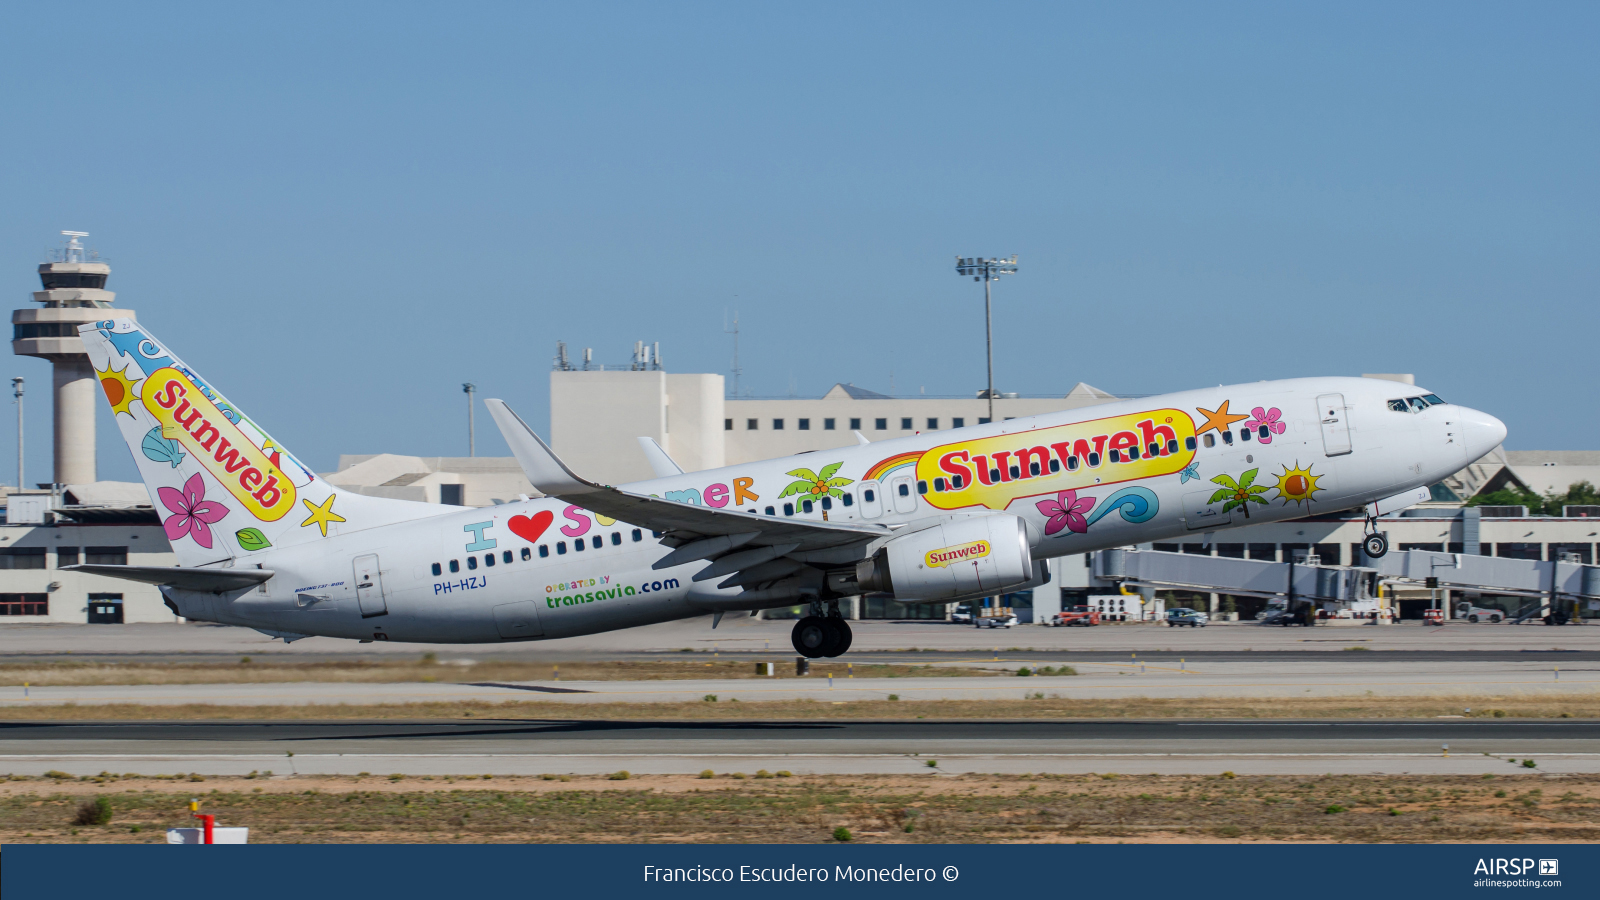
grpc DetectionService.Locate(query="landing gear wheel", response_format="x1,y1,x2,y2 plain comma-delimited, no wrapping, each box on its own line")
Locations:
792,616,834,658
1362,532,1389,559
823,618,853,658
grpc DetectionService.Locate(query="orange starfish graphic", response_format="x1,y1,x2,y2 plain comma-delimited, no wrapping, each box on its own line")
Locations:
1195,399,1249,436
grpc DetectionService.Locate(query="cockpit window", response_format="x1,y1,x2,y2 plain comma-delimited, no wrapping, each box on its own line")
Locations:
1406,397,1429,413
1422,394,1445,406
1387,399,1408,413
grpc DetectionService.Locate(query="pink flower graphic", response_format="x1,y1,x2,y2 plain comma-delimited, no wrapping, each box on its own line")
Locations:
1036,489,1097,536
1246,407,1286,444
159,473,229,549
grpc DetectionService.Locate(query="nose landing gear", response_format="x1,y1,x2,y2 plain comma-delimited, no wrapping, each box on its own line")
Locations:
791,601,853,658
1361,516,1389,559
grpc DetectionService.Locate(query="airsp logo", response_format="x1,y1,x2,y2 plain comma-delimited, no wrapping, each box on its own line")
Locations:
1473,858,1555,876
1539,859,1559,876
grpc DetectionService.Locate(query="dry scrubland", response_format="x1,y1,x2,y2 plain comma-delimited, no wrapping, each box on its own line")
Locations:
3,772,1596,844
0,658,1003,686
2,696,1596,721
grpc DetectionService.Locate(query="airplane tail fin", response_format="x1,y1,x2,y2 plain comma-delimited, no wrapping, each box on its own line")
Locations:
81,319,449,567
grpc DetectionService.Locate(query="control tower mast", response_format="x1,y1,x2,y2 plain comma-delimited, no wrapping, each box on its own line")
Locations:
11,232,136,486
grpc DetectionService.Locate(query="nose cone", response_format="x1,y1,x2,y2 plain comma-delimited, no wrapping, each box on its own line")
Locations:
1457,406,1507,461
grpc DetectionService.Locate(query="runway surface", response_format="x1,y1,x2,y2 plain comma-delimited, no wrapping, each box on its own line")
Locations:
4,656,1594,706
3,718,1595,777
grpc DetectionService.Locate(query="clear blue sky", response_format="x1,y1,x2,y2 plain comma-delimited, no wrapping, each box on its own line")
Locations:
2,2,1595,484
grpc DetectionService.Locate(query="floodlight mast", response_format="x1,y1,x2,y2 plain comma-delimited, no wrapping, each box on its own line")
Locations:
954,255,1019,423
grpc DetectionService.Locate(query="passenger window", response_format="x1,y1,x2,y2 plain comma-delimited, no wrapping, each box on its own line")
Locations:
503,550,513,564
863,489,875,503
1387,399,1408,413
1109,449,1121,462
1167,439,1179,454
467,556,478,570
1202,433,1215,448
1240,427,1252,441
1127,447,1139,460
933,477,946,492
431,562,442,576
801,500,813,513
632,529,643,541
1048,458,1059,473
539,545,549,558
1066,456,1078,471
1150,442,1162,457
1029,461,1041,476
988,466,1001,482
784,503,794,516
842,493,853,506
1222,431,1234,445
652,531,664,538
574,538,585,552
917,480,928,494
765,505,775,516
1087,452,1101,466
592,535,602,549
611,532,621,546
522,547,532,560
1258,425,1269,439
484,554,494,567
1008,465,1021,479
449,559,460,573
557,542,567,555
897,483,910,497
821,496,832,510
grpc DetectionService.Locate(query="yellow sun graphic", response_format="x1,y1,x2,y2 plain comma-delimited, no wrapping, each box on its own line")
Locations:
1273,461,1323,506
96,363,141,417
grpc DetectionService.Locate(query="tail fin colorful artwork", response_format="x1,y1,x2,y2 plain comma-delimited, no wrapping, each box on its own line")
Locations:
81,319,447,566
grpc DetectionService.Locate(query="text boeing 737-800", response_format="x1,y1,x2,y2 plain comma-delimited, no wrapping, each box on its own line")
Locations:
73,320,1505,658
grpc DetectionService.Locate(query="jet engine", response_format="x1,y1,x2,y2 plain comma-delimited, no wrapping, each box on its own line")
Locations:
853,514,1035,602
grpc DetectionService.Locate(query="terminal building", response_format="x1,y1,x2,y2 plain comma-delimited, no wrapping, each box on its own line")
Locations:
1,244,1594,626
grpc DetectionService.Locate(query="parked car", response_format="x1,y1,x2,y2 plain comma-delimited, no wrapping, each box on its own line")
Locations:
1166,608,1209,627
979,613,1018,629
1454,600,1504,623
950,610,973,624
1050,606,1101,627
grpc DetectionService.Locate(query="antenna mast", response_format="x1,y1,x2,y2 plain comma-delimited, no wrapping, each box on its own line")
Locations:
724,309,742,397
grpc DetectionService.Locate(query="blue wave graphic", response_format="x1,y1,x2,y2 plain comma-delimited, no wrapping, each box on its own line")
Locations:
1084,486,1159,527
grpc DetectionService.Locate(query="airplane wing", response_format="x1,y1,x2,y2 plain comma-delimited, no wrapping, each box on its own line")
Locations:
64,564,274,593
485,399,890,564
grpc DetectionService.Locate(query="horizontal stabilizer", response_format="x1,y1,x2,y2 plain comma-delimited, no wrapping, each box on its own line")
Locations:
65,564,274,593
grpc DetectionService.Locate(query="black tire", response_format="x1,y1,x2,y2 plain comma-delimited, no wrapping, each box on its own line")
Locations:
1468,615,1478,623
824,618,853,657
792,616,833,658
1491,615,1502,623
1363,533,1389,559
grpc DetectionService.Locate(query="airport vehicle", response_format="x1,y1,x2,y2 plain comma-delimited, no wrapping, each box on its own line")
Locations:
979,613,1018,629
1049,606,1100,626
72,319,1505,658
1454,600,1505,623
950,608,973,624
1166,608,1209,627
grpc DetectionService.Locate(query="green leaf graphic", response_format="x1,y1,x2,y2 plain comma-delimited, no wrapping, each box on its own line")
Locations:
235,528,272,552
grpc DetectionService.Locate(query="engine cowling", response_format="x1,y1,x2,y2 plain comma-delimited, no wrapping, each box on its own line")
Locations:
854,514,1034,602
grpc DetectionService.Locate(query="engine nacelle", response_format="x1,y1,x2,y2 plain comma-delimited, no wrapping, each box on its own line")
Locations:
854,514,1034,602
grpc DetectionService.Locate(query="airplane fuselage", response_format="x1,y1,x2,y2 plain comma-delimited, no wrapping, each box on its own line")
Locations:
188,376,1503,644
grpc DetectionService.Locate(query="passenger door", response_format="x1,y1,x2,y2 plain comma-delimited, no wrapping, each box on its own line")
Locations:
1317,393,1352,457
859,480,883,519
353,554,388,618
890,475,917,514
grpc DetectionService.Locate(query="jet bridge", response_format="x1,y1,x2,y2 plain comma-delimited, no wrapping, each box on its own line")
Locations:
1093,548,1600,621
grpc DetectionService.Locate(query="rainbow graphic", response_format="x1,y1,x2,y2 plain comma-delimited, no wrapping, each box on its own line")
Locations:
863,451,923,483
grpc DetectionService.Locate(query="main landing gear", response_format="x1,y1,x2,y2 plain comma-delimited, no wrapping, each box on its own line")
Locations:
1361,516,1389,560
792,601,853,659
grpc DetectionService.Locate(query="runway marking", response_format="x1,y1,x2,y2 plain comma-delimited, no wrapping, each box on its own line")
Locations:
467,682,592,694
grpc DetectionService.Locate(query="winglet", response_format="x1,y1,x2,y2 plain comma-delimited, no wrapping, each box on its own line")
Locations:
853,430,871,445
637,437,684,477
484,399,604,498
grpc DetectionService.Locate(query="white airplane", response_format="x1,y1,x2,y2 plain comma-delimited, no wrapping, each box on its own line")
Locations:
74,319,1505,658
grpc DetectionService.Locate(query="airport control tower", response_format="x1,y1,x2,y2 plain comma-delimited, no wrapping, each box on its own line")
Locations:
12,232,136,486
